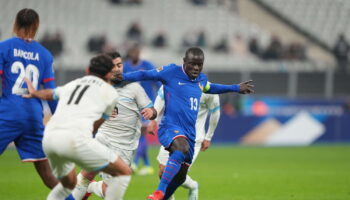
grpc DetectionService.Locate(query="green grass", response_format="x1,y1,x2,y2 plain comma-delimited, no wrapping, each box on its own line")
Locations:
1,145,350,200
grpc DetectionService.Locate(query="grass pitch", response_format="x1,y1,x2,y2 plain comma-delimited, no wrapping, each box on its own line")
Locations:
1,145,349,200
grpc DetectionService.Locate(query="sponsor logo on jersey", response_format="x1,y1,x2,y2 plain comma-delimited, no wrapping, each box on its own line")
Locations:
178,82,186,85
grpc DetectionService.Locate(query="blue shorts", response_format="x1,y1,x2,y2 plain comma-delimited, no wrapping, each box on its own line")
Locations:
0,119,46,162
158,124,195,164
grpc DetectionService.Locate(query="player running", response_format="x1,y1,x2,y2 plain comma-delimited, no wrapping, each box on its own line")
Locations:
121,47,254,200
150,86,220,200
71,51,157,200
124,45,161,175
0,8,59,191
23,54,132,200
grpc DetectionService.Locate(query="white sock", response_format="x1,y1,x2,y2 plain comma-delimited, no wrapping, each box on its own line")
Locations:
104,175,131,200
182,175,198,190
72,173,90,200
87,181,104,198
47,183,72,200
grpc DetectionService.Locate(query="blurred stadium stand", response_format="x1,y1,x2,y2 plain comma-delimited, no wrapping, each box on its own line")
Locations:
0,0,349,100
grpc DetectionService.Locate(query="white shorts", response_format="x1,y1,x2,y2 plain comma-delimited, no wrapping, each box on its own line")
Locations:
43,131,118,179
157,144,201,167
95,133,135,181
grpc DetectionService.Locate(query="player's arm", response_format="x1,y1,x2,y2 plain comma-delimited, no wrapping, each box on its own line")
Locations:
123,69,162,82
23,78,55,100
134,83,157,121
147,86,165,134
204,80,254,94
201,95,221,151
93,118,105,134
42,55,58,113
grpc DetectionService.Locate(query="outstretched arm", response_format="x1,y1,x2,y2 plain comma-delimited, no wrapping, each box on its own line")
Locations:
23,78,55,100
123,69,162,82
206,80,254,94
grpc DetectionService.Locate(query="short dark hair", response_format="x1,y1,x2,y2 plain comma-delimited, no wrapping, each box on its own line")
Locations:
106,51,121,59
88,54,114,78
185,47,204,59
13,8,40,39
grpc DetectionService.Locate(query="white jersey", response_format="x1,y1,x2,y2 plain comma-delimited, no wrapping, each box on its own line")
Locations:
154,86,220,145
97,82,152,151
45,75,118,137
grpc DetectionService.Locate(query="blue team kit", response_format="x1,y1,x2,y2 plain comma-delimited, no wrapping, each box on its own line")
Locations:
0,37,56,161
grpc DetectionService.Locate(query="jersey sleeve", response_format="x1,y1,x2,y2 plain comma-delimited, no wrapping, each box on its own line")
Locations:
52,86,63,100
153,86,165,122
207,94,220,113
41,55,56,86
123,64,174,83
134,83,153,110
205,94,221,141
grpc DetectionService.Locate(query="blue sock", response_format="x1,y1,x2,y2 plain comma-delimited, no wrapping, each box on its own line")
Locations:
157,151,185,193
143,147,151,166
65,194,75,200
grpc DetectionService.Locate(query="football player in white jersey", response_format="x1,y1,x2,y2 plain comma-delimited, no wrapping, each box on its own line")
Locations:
71,52,157,200
23,54,132,200
149,86,220,200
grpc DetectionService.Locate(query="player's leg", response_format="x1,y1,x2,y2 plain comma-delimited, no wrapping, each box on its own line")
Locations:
163,163,189,200
48,168,77,200
0,119,22,155
71,170,98,200
150,137,190,199
16,120,59,189
34,160,59,188
181,145,201,200
83,147,134,199
138,127,154,175
101,157,132,200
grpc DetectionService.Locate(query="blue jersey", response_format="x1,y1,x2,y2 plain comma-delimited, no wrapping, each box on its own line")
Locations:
124,64,208,142
123,60,160,102
0,37,56,121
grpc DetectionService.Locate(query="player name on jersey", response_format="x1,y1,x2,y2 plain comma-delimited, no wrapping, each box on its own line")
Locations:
14,48,39,61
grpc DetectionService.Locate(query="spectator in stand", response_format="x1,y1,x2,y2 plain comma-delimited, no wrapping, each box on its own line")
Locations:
230,33,248,56
262,35,283,60
248,37,261,58
152,31,167,48
87,34,106,53
213,35,229,53
285,42,307,61
40,31,64,57
196,30,207,48
190,0,207,6
126,22,143,44
333,34,350,72
181,31,197,50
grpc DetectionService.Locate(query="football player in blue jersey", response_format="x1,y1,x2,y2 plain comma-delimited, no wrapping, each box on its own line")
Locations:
124,45,161,175
0,8,62,193
122,47,254,200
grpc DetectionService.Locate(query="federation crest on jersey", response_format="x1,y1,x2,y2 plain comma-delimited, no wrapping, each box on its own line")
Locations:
156,66,163,72
198,83,204,91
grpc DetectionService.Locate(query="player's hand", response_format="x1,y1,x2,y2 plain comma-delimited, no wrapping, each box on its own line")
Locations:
22,78,36,98
147,120,158,135
239,80,254,94
201,140,211,151
141,108,154,120
111,107,118,118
